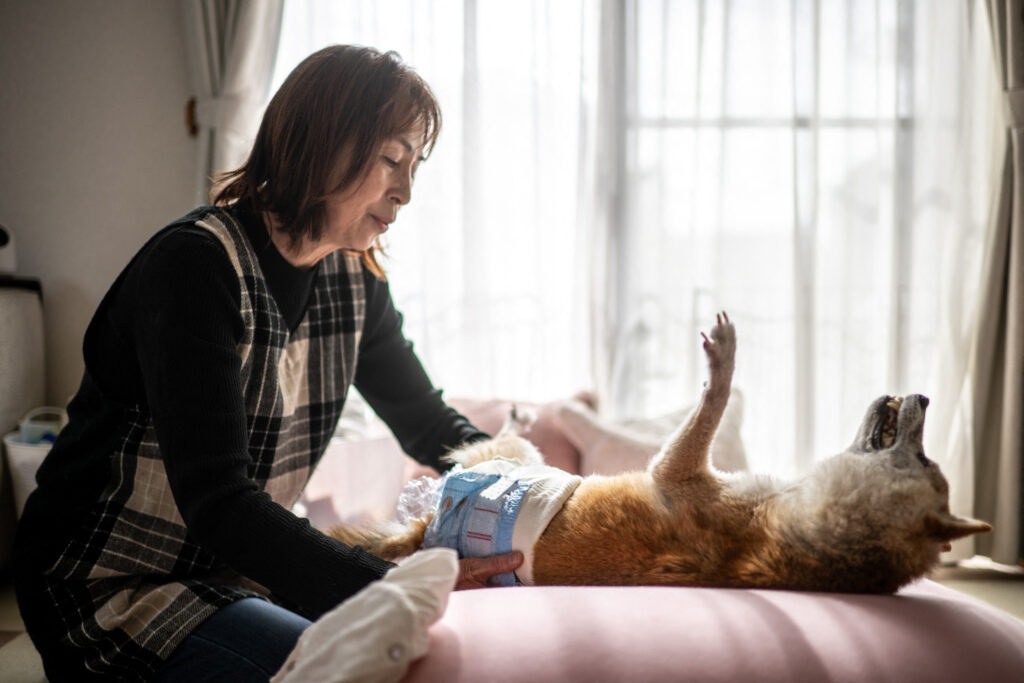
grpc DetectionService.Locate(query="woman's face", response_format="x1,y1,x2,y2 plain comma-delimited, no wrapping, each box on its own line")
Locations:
322,125,425,252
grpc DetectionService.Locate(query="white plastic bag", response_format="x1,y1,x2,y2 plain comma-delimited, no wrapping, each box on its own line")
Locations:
272,547,459,683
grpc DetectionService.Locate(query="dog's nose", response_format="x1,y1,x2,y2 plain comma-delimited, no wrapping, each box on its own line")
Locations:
919,396,929,409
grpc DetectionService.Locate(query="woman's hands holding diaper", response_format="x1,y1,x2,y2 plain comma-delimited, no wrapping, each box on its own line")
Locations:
455,551,524,589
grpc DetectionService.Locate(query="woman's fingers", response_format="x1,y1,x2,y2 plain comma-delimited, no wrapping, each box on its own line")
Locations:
454,551,524,589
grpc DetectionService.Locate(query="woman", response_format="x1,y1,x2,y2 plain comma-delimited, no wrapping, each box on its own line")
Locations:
13,45,521,682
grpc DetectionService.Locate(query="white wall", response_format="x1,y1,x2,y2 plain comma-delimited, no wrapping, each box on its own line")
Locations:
0,0,197,405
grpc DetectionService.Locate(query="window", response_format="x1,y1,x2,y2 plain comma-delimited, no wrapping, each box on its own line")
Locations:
272,0,993,475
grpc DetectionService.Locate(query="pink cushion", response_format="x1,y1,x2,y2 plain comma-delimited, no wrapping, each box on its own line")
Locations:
403,580,1024,682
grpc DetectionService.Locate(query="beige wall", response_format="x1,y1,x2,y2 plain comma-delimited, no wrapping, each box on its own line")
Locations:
0,0,197,405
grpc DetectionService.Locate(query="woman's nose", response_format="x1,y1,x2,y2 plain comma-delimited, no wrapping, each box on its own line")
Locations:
391,173,412,205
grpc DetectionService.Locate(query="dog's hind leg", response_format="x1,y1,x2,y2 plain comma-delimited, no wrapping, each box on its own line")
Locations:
649,312,736,489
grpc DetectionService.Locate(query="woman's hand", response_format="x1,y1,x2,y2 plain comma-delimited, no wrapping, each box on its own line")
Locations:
455,551,524,589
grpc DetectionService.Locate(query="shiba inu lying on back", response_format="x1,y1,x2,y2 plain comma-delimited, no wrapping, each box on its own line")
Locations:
329,313,991,593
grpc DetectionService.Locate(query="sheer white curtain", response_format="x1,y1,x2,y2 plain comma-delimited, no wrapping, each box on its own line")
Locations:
272,0,600,403
270,0,994,495
611,0,995,487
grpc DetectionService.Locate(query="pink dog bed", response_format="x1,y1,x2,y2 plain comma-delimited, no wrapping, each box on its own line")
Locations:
403,579,1024,682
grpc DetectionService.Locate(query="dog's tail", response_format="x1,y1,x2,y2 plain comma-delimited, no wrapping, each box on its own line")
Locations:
325,518,430,561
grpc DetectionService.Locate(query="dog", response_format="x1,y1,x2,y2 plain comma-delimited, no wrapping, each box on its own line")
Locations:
329,313,991,593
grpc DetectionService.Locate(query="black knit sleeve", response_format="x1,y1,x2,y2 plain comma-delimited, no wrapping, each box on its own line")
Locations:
355,270,489,471
127,229,393,618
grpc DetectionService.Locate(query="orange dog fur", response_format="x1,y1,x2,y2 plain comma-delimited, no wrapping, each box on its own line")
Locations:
328,313,990,593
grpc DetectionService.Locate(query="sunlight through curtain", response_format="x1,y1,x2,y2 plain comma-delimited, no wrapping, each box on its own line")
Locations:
272,0,599,405
269,0,994,499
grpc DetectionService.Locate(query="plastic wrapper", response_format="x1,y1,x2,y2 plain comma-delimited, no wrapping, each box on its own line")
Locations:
397,472,448,524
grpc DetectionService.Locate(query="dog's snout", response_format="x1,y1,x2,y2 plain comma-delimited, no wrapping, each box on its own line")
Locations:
908,394,929,410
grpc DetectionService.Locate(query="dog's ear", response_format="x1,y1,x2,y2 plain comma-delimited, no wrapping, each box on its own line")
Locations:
923,510,992,541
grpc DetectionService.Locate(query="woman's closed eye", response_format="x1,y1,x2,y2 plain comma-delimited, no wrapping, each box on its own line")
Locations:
383,156,399,168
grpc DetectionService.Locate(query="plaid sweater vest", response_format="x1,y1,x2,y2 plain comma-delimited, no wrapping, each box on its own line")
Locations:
42,206,365,678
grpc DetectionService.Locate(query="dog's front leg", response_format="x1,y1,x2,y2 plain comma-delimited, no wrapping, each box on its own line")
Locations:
650,312,736,489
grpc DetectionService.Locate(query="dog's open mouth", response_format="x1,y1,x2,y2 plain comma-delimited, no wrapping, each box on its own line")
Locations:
871,396,903,449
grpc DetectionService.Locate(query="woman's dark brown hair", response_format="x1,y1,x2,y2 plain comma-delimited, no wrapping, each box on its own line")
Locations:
215,45,441,278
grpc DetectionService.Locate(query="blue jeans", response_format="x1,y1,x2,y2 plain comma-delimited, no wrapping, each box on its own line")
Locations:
154,598,311,682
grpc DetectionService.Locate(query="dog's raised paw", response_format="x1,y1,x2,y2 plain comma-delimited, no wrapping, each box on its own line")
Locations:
701,311,736,371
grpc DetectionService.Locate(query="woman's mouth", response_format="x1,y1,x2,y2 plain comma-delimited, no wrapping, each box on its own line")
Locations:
371,215,391,233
